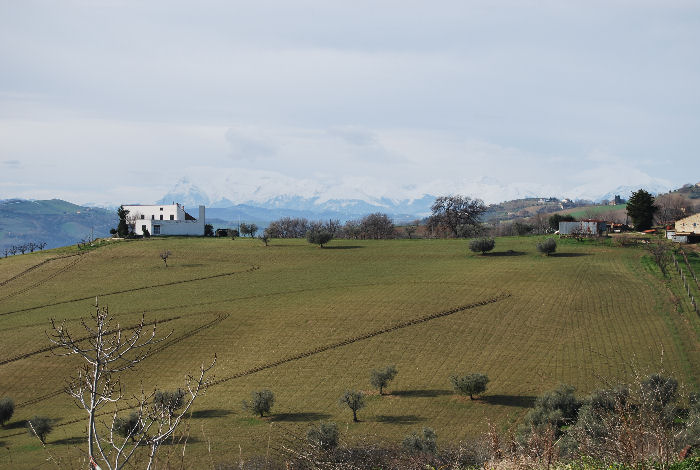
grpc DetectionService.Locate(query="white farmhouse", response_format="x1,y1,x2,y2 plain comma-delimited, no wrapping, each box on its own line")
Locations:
122,203,205,236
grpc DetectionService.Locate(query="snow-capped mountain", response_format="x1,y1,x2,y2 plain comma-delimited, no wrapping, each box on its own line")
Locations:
157,169,673,222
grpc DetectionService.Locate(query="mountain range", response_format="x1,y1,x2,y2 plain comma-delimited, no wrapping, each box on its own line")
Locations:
157,176,671,224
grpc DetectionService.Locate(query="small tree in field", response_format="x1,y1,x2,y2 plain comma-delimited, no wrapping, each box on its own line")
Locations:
537,238,557,256
307,228,333,248
0,397,14,427
469,237,495,255
450,373,489,400
160,250,171,267
370,365,398,395
243,389,275,418
27,416,53,444
339,390,365,422
113,412,142,441
153,389,186,418
307,421,339,450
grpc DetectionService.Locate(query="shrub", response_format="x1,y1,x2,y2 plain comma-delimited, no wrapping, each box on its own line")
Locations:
307,421,339,450
0,397,14,427
402,427,437,454
243,389,275,418
204,224,214,237
27,416,53,443
469,237,495,254
370,365,398,395
537,238,557,256
450,373,489,400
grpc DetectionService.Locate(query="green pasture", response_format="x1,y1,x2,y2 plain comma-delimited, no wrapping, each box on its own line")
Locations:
567,203,627,219
0,236,698,468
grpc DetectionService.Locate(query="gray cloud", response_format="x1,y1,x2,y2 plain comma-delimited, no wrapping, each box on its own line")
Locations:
224,128,276,161
0,1,698,204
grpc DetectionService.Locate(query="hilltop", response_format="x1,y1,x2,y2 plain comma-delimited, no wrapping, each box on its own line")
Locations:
0,199,116,252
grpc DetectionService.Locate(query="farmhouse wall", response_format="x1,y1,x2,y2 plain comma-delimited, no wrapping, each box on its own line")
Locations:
559,220,606,236
675,213,700,235
124,204,205,236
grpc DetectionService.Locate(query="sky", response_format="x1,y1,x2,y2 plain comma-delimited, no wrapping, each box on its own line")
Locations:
1,0,699,206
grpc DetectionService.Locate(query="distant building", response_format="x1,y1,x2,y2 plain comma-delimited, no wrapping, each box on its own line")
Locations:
608,195,626,206
559,220,608,237
122,203,205,236
671,213,700,243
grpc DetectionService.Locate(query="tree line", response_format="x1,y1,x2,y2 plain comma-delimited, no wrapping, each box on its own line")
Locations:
2,241,47,257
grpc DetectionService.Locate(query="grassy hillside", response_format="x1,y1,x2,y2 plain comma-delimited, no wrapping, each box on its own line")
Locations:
0,199,116,252
0,237,698,468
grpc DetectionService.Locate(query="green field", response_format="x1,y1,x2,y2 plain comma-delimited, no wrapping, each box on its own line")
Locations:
0,236,698,468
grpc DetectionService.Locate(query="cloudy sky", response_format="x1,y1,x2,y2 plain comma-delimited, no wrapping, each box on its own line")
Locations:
1,0,699,206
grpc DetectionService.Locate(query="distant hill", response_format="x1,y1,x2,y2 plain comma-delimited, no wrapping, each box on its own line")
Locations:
0,199,116,252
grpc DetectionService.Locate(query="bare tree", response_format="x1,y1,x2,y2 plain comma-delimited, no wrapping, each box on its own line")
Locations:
647,243,672,277
428,195,486,238
654,193,689,226
159,250,171,267
47,305,215,470
404,225,417,239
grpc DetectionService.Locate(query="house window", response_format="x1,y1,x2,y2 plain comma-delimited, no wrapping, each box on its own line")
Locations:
160,215,163,220
152,215,155,220
160,207,163,211
141,215,145,219
170,215,174,220
153,225,161,235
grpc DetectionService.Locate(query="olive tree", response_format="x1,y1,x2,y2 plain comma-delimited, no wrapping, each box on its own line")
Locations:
112,412,142,441
469,237,495,255
450,373,489,400
536,238,557,256
370,365,398,395
243,389,275,418
339,390,365,422
307,228,333,248
27,416,53,444
0,397,14,427
153,389,186,417
47,304,215,470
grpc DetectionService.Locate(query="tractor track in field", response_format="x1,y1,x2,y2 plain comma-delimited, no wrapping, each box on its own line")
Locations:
0,315,185,367
10,312,228,411
0,252,85,288
0,255,86,303
209,291,512,387
0,265,260,316
1,293,510,437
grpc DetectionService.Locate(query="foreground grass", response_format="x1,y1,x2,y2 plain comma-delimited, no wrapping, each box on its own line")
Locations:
0,236,698,468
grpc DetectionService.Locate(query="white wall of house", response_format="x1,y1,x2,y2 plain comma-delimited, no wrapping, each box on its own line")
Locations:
123,204,205,236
